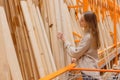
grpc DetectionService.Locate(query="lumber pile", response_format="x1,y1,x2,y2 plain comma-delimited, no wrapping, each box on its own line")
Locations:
0,0,120,80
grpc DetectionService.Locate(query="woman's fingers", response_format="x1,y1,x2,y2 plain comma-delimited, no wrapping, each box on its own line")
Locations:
57,33,62,39
71,58,77,63
57,32,63,39
57,32,65,42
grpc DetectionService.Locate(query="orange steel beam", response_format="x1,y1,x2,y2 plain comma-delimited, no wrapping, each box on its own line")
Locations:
97,0,115,21
98,42,120,67
73,32,82,38
88,0,120,16
39,42,120,79
98,50,116,68
73,32,82,43
75,39,80,43
83,0,89,12
39,63,120,80
113,0,118,65
68,0,84,19
68,0,120,20
98,44,115,54
71,68,120,72
114,0,117,47
68,5,82,8
39,63,76,80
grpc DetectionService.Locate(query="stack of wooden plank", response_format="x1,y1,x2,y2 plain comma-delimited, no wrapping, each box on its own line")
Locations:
0,0,120,80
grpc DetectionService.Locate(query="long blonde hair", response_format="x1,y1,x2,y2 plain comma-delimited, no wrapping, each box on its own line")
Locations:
83,11,100,49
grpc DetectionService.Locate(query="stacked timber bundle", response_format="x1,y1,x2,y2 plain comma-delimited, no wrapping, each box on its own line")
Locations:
0,0,120,80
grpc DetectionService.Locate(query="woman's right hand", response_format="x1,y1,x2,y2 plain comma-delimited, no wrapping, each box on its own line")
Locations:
71,58,77,63
57,32,65,42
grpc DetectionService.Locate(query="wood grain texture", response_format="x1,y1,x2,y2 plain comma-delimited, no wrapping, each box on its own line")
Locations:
0,7,23,80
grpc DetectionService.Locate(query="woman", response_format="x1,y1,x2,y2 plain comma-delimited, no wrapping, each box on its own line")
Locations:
57,11,102,80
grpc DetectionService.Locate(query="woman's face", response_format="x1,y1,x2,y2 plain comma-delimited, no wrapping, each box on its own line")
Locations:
79,15,87,28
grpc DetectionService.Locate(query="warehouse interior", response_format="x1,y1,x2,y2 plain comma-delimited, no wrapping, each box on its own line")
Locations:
0,0,120,80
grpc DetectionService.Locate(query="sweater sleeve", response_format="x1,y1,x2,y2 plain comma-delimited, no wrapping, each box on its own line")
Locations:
64,34,91,59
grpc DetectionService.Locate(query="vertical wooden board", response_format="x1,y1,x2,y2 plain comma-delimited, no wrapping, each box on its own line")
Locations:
27,0,56,74
26,0,51,75
18,4,40,78
6,0,18,33
53,0,65,69
102,20,113,46
62,2,75,46
20,1,45,77
0,7,23,80
56,1,74,79
18,19,40,79
96,10,106,55
16,27,34,80
0,15,11,80
0,0,4,6
116,22,120,41
36,7,57,71
105,11,114,42
7,0,16,18
28,1,54,75
46,0,63,70
16,9,38,79
4,0,16,34
69,8,82,33
5,0,32,79
99,12,108,48
65,0,83,35
106,11,114,32
16,3,39,80
98,23,105,50
32,0,39,5
60,1,73,65
98,10,112,69
40,0,50,42
21,25,40,80
102,19,113,68
15,28,27,80
103,14,114,45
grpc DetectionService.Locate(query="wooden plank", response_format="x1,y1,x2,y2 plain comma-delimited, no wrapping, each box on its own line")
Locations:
18,7,40,79
16,1,39,79
0,7,23,80
98,14,111,69
0,11,11,80
54,0,65,69
0,0,4,6
4,0,37,79
98,48,120,68
20,1,46,77
36,6,57,72
27,0,57,74
20,23,40,80
27,0,51,75
46,0,62,70
15,28,27,80
40,0,51,42
60,2,76,65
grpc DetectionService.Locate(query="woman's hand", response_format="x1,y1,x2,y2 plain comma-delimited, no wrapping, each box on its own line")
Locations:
57,32,65,42
71,58,77,63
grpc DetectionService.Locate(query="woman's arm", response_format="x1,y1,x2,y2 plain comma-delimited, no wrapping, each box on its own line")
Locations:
64,34,91,59
57,32,91,59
